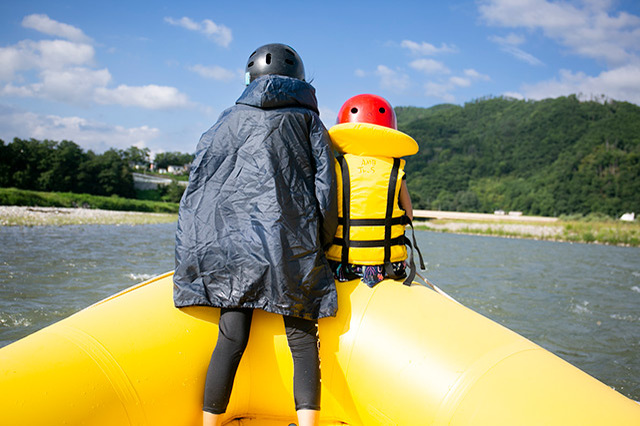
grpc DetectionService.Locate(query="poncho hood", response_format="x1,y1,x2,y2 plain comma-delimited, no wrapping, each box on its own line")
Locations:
236,75,319,114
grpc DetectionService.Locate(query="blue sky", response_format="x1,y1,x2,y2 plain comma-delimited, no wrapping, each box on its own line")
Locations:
1,0,639,157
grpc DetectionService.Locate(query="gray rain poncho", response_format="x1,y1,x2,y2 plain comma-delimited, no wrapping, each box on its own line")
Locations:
173,75,338,320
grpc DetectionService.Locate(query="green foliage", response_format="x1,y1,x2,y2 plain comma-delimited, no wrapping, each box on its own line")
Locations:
0,187,179,213
154,151,194,170
398,96,640,217
0,138,136,198
136,181,186,203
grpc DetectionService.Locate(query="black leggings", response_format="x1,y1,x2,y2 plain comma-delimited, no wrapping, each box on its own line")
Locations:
203,308,321,414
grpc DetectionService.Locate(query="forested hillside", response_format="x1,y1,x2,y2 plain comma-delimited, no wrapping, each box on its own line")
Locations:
396,95,640,217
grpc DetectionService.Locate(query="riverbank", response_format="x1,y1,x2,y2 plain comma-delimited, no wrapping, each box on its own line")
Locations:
0,206,177,226
2,204,638,247
416,216,640,247
0,187,179,214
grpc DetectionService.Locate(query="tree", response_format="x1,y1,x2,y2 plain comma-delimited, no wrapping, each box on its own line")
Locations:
154,151,194,169
38,140,86,192
124,146,151,168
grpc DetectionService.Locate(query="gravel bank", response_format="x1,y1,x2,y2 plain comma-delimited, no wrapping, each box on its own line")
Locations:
0,206,177,226
418,221,564,239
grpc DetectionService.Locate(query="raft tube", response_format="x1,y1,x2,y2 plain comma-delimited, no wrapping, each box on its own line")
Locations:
1,272,638,425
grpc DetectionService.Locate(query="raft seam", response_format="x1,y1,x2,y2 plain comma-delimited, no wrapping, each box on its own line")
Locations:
53,325,146,425
432,343,540,426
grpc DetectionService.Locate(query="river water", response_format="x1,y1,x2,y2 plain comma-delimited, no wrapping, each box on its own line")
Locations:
1,223,638,401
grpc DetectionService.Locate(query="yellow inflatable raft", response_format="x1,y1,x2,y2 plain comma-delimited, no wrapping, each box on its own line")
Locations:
1,272,639,425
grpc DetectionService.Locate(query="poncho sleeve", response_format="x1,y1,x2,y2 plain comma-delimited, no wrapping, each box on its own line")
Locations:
309,114,338,249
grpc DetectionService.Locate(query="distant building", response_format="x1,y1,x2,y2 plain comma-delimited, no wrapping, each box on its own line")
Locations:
167,164,188,175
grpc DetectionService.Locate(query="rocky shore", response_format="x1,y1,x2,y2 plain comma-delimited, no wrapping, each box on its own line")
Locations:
0,206,177,226
2,205,636,246
417,220,564,239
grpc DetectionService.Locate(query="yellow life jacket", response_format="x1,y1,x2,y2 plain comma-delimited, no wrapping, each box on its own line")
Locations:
327,121,423,284
326,153,408,266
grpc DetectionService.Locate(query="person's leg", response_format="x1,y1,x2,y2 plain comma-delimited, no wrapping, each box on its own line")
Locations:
202,411,222,426
283,315,321,426
296,409,320,426
202,308,253,425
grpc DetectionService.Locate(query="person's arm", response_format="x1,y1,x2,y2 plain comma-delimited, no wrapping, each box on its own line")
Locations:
399,179,413,221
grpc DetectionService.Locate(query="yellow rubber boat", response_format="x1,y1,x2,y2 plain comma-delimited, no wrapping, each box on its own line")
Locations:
1,272,638,425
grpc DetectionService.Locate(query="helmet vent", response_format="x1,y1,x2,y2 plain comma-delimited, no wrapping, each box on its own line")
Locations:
351,107,358,114
285,59,294,65
379,107,386,113
247,61,254,68
266,53,272,64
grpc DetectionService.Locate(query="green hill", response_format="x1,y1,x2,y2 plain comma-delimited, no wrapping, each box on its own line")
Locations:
396,95,640,217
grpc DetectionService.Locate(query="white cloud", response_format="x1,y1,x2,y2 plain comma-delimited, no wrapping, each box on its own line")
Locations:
489,33,544,66
1,15,191,110
522,65,640,104
375,65,410,92
401,40,457,56
410,58,450,74
502,91,525,100
0,106,160,152
95,84,191,109
479,0,640,65
450,76,471,87
22,14,92,44
354,69,367,77
3,64,190,110
464,69,491,81
165,17,232,47
189,64,239,82
421,68,490,101
0,39,94,81
23,67,111,104
424,82,456,103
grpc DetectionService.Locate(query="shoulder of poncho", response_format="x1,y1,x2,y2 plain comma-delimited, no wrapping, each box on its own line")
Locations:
235,75,319,113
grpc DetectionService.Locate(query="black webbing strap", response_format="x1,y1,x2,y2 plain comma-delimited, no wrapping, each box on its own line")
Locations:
383,159,401,280
401,217,426,285
332,235,405,248
337,155,350,266
337,217,405,226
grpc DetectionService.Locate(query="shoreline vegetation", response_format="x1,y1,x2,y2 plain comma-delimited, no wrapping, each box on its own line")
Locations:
1,188,638,247
0,187,178,226
415,214,639,247
0,206,177,226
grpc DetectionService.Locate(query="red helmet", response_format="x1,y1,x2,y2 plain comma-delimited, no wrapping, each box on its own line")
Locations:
336,94,397,129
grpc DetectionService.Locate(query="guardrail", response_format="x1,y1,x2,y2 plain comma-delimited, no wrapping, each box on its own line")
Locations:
132,173,188,190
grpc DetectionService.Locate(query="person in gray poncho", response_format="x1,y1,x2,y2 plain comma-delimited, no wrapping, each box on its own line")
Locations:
173,43,337,426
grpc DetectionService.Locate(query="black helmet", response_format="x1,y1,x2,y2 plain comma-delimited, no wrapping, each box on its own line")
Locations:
245,43,305,85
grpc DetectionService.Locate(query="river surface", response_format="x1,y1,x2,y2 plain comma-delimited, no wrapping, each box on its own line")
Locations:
1,223,638,401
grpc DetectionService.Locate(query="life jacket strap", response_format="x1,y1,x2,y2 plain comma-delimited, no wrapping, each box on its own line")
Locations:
337,217,407,226
383,158,401,265
332,235,405,248
337,155,351,266
399,217,426,286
